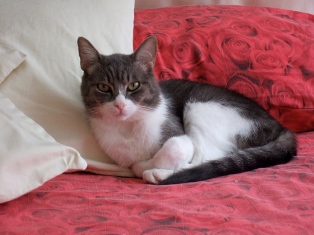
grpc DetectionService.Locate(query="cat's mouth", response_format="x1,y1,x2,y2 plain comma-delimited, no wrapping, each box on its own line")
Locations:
116,110,127,117
114,107,132,121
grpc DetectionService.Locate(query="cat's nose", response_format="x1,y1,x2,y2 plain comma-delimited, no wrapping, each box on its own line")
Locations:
114,103,125,111
114,94,126,111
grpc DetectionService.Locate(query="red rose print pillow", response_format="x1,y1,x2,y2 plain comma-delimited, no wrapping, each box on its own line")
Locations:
134,5,314,132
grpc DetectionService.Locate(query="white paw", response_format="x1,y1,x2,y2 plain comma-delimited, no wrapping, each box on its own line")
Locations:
143,169,174,184
152,135,194,169
131,160,154,178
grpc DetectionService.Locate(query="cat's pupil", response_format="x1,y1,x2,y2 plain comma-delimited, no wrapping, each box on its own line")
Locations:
97,83,111,93
127,81,140,92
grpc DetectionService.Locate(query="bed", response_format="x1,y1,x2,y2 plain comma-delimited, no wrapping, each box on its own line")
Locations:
0,1,314,234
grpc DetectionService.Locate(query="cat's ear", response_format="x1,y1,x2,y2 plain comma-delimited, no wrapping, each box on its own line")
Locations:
77,37,101,73
133,36,157,71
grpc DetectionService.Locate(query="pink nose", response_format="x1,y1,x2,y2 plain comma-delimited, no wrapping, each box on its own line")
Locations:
114,103,125,111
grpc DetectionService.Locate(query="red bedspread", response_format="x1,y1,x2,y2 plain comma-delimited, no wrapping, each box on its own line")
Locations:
1,5,314,234
1,132,313,234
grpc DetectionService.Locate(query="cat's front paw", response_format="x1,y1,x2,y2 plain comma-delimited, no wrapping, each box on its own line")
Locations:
143,169,174,184
131,160,154,178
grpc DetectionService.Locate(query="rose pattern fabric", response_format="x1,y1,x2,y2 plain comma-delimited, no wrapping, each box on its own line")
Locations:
134,5,314,132
1,6,314,235
0,132,313,234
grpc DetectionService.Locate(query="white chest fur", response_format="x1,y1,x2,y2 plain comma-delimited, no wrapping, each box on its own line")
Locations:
89,96,168,168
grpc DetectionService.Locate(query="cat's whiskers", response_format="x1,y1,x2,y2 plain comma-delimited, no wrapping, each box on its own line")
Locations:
87,107,101,118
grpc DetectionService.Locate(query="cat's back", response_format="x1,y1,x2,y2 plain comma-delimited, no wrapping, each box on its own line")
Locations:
159,79,271,120
159,79,284,150
160,79,224,101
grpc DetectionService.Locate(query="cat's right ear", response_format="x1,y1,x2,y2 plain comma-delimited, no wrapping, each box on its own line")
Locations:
77,37,100,74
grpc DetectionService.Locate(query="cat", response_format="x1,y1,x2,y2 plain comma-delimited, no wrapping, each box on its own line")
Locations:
77,36,297,185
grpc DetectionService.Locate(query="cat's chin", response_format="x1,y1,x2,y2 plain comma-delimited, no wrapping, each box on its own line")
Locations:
115,113,130,121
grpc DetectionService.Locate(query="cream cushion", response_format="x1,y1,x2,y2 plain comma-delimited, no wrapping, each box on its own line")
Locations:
0,44,26,84
0,0,134,203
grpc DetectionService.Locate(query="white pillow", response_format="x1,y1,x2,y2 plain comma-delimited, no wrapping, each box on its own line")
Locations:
0,93,87,203
0,0,135,202
0,44,26,84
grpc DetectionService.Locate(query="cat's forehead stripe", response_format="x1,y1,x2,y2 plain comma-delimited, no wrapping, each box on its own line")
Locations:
103,64,131,85
106,66,115,84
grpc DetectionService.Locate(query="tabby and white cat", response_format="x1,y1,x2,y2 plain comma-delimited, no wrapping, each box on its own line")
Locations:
77,36,296,185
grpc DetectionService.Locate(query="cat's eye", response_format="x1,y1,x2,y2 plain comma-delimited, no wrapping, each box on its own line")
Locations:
127,82,140,92
97,83,111,93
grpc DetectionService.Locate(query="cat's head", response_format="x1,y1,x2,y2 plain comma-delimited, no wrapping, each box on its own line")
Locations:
77,36,160,122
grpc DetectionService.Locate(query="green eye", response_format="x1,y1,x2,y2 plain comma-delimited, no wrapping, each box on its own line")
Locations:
127,82,140,92
97,83,111,93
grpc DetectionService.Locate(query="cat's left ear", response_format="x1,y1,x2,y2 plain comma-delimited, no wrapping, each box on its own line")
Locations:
133,36,157,71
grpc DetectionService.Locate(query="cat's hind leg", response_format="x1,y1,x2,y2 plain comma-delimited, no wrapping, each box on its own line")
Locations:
143,135,194,184
152,135,194,169
133,135,194,184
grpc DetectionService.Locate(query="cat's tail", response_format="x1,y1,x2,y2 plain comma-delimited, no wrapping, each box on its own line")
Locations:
159,129,297,185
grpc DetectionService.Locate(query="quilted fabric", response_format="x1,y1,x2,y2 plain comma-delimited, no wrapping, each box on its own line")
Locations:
134,5,314,132
0,131,313,234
